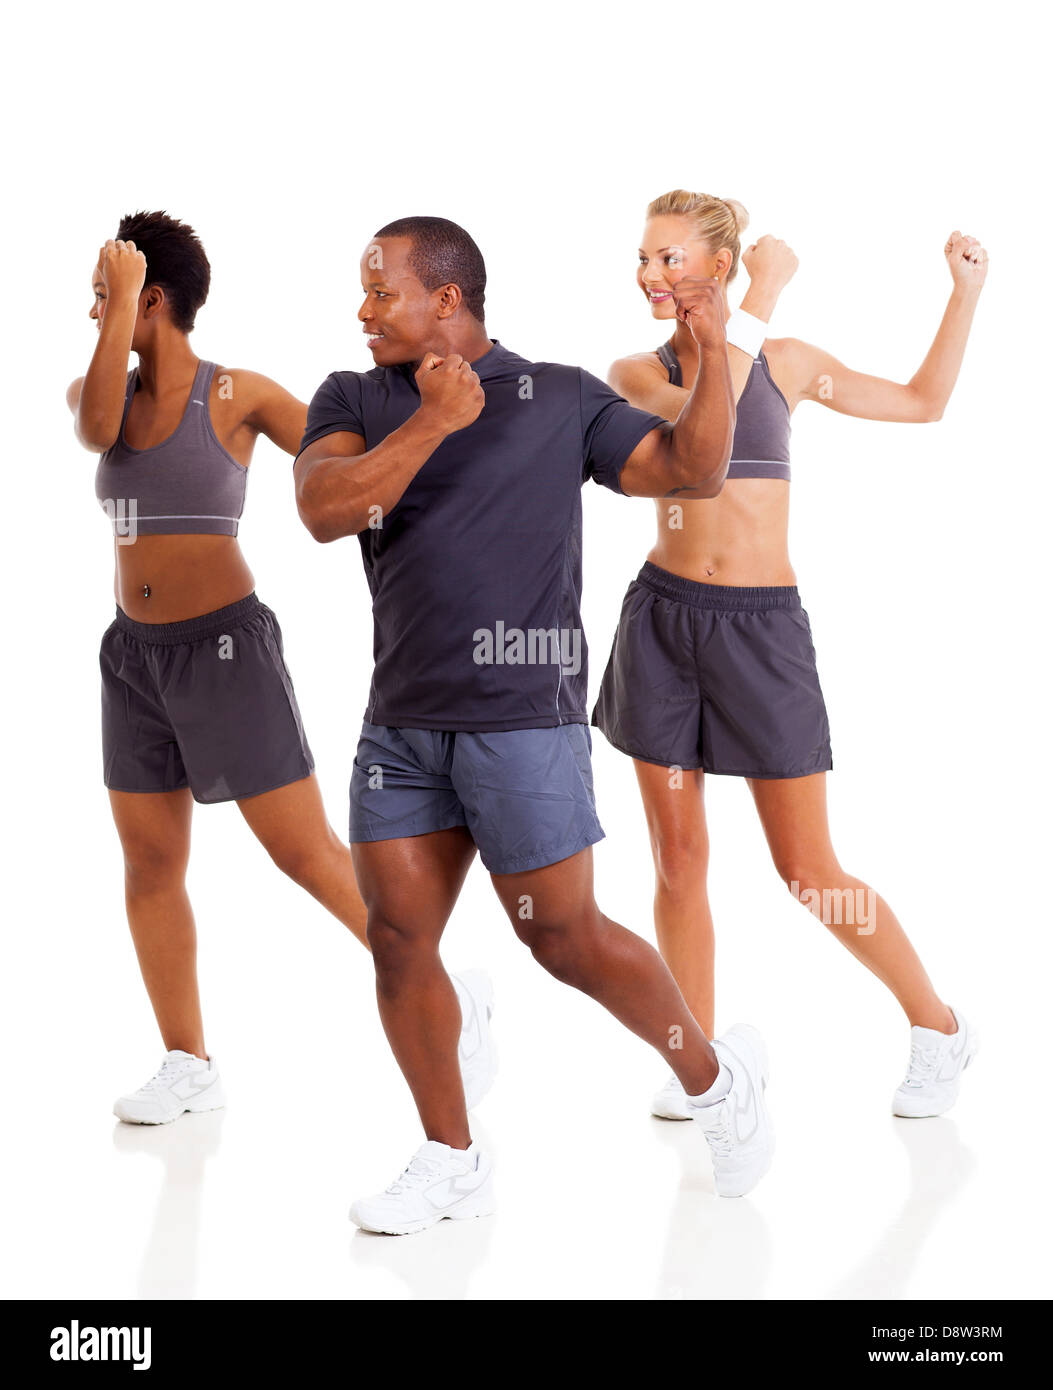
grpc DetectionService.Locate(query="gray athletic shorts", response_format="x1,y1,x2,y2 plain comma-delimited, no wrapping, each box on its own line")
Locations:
592,563,832,779
350,721,605,874
100,593,314,803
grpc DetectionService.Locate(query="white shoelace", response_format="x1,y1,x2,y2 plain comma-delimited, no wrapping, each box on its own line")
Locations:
386,1154,448,1195
136,1058,194,1094
695,1102,733,1157
903,1041,942,1088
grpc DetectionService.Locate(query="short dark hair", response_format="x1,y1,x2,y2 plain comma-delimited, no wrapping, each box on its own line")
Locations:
116,210,211,334
374,216,486,322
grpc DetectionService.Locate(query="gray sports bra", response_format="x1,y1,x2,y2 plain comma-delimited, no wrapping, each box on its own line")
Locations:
95,359,248,536
656,339,791,481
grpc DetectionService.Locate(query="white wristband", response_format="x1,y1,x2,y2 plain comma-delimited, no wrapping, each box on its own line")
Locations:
725,308,768,359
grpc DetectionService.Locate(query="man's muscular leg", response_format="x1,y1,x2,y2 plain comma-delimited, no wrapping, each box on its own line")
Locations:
490,846,720,1096
352,827,478,1148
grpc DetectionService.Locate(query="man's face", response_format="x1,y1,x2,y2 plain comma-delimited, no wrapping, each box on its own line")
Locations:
358,236,440,366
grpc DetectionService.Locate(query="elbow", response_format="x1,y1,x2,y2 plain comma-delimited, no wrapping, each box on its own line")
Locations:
909,388,944,423
696,472,726,499
688,468,726,499
76,414,120,452
671,438,732,498
296,487,338,544
296,485,361,543
298,500,340,544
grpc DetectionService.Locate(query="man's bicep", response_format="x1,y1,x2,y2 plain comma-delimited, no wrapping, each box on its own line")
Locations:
618,424,688,498
293,431,367,491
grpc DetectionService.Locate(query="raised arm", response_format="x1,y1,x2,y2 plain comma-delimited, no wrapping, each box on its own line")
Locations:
294,353,483,543
773,231,988,423
68,240,146,451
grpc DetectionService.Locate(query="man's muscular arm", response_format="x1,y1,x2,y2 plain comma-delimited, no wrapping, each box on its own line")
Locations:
294,353,484,542
617,277,734,499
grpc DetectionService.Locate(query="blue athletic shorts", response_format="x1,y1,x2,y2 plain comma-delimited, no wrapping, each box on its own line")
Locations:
349,722,605,875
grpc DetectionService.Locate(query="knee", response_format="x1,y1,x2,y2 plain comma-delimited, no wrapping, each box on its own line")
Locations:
366,910,432,977
265,827,343,890
516,916,594,989
771,852,842,900
122,841,187,895
649,830,708,896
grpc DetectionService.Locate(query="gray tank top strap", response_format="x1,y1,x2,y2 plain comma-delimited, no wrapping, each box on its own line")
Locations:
656,339,682,386
182,359,218,443
117,367,138,427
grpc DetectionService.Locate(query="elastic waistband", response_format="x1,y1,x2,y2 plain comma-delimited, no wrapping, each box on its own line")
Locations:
635,562,800,611
114,592,263,644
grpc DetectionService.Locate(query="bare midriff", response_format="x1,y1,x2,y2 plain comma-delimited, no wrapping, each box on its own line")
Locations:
112,534,255,623
648,478,796,587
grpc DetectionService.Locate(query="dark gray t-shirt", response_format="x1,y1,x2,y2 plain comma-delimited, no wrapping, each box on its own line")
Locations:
297,340,666,731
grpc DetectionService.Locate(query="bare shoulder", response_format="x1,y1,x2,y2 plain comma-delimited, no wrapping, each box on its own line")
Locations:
760,337,825,403
210,366,304,422
66,376,84,412
760,337,807,368
210,366,277,404
608,349,667,394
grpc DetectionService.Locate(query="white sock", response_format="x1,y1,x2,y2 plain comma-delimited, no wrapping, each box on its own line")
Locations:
686,1062,732,1108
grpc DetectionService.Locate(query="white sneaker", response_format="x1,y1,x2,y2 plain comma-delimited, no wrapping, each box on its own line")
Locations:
893,1007,978,1117
113,1049,225,1125
651,1073,692,1120
350,1141,495,1236
689,1024,774,1198
452,970,497,1110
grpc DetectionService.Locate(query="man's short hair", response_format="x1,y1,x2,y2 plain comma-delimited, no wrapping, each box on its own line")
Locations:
374,216,486,322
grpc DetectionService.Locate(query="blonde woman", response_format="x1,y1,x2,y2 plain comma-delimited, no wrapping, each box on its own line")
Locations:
592,190,987,1120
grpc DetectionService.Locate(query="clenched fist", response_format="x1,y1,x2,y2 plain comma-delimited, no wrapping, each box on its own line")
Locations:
670,277,727,351
415,353,485,435
741,235,798,297
98,238,147,303
945,231,988,292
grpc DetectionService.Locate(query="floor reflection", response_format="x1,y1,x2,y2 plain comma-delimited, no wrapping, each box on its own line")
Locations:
652,1117,773,1299
111,1109,225,1299
828,1117,976,1300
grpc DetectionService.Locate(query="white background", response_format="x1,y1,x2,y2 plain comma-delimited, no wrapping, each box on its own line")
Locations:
2,0,1049,1301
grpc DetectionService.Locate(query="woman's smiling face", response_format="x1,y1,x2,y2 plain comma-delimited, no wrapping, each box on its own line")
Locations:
637,215,727,318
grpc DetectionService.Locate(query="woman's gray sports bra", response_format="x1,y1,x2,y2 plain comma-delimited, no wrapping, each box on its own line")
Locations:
656,339,791,481
95,359,248,536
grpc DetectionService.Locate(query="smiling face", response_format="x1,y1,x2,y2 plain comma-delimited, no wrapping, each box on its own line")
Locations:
358,236,448,366
637,215,731,319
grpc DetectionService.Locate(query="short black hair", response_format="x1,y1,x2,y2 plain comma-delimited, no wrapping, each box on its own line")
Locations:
374,216,486,322
115,210,211,334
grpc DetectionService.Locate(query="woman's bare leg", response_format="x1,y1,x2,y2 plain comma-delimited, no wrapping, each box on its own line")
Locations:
109,788,204,1056
633,760,715,1035
749,772,955,1032
237,774,368,948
